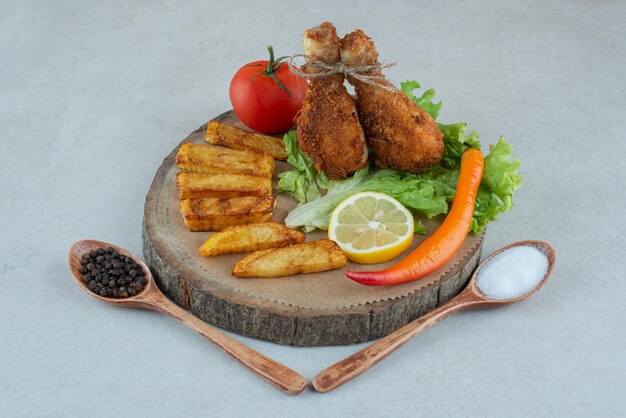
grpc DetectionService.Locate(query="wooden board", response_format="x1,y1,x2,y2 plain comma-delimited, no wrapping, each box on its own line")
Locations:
143,111,484,346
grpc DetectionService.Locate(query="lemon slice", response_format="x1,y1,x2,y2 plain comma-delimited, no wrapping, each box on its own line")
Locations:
328,192,414,264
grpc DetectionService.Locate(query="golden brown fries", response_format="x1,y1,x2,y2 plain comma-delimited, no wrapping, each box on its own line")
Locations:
176,143,274,178
198,222,305,257
232,239,347,278
179,196,275,231
205,120,287,161
176,172,272,200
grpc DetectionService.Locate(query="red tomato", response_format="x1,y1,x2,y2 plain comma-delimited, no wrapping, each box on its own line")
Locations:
229,47,307,134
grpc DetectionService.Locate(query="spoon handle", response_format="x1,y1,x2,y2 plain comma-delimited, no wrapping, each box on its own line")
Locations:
312,289,478,392
151,295,307,395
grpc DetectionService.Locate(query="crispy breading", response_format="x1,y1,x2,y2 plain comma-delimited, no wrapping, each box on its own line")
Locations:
176,143,274,178
295,22,368,180
340,29,443,173
179,196,275,231
205,120,287,160
198,222,305,257
176,172,272,199
232,239,347,278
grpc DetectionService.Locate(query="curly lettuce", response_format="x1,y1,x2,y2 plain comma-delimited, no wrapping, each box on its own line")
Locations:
399,80,442,119
278,80,522,234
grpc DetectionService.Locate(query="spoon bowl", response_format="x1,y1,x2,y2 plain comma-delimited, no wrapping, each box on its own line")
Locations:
312,240,556,392
68,239,159,309
467,240,556,307
68,239,307,395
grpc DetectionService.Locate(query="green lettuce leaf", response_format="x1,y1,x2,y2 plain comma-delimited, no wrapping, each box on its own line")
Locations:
482,137,523,204
283,168,449,232
414,221,427,235
276,170,320,203
277,131,321,202
469,137,523,232
437,123,481,168
400,80,442,119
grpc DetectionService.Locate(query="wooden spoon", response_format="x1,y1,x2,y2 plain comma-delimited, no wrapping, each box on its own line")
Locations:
312,240,556,393
68,239,307,395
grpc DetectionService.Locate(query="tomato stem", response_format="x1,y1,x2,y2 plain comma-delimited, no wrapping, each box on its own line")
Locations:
257,45,291,96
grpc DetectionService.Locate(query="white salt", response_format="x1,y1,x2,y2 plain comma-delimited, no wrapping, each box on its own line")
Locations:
476,245,549,300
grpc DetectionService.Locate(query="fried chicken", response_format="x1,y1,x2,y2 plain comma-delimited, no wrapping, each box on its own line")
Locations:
340,29,444,174
295,22,368,180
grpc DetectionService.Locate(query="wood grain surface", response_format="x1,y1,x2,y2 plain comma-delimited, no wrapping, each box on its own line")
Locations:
142,111,485,346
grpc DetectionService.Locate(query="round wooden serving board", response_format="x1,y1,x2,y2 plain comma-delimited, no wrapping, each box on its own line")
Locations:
143,111,484,346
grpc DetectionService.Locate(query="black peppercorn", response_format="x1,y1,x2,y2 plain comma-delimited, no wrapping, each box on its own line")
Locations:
79,247,147,299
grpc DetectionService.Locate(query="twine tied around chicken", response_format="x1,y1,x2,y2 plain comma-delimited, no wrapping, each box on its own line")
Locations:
288,54,398,93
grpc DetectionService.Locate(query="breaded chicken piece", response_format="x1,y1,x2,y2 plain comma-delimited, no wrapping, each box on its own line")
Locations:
295,22,368,179
340,30,444,174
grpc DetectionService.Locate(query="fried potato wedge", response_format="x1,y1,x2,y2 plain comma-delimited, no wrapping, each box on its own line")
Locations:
180,196,275,231
205,120,287,160
176,172,272,199
198,222,305,257
232,239,347,278
176,143,274,178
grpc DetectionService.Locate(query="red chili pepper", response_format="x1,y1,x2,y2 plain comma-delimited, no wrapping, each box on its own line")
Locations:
345,148,485,286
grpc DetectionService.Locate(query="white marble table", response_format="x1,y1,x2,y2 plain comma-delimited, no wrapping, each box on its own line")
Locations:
1,1,624,416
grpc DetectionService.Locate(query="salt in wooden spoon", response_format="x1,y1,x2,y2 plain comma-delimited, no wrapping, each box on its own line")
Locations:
312,240,555,393
68,239,307,395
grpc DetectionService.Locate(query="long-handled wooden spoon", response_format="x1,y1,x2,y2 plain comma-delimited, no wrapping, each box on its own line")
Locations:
68,239,307,395
313,240,556,393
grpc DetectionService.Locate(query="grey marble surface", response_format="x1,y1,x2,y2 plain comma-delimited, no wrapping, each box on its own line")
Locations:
1,1,625,416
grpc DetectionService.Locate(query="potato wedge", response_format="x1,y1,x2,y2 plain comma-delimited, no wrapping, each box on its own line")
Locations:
232,239,347,278
205,120,287,160
198,222,305,257
176,172,272,199
180,196,275,231
176,143,274,178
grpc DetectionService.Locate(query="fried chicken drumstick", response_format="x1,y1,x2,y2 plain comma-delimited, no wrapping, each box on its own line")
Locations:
340,30,444,174
295,22,368,180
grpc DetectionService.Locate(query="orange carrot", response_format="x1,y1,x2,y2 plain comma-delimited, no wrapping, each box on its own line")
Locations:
345,148,485,286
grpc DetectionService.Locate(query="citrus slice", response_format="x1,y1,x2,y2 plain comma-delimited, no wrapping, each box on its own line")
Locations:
328,192,414,264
